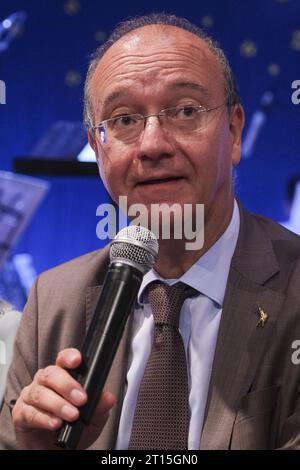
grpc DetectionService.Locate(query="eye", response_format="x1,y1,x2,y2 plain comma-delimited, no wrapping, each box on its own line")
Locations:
111,114,139,129
176,105,201,119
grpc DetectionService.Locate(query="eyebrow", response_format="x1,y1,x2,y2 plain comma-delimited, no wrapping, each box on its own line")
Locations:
101,81,210,111
102,90,124,109
170,81,210,96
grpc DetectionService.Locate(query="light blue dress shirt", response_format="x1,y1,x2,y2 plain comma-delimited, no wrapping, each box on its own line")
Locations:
116,200,240,450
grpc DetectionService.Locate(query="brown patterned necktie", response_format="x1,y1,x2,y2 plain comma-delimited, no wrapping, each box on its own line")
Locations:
128,281,197,450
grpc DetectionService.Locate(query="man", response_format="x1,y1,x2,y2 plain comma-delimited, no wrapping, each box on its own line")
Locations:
1,13,300,450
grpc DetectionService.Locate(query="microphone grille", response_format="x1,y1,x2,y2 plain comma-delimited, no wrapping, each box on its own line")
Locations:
110,226,158,274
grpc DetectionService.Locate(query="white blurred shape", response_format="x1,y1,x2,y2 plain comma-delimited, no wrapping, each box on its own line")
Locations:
77,143,96,162
281,182,300,236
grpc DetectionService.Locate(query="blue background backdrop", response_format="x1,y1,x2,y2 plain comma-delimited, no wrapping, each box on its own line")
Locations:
0,0,299,277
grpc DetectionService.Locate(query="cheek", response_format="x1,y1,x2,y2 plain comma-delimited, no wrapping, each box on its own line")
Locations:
186,124,233,186
96,143,130,197
206,121,233,170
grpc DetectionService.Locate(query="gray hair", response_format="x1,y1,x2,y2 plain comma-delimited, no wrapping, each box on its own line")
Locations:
84,13,240,129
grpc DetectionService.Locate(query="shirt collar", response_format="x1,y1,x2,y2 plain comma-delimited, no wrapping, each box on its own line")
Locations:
138,200,240,308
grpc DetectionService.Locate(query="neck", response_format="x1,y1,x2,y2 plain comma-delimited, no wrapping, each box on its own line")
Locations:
154,198,235,278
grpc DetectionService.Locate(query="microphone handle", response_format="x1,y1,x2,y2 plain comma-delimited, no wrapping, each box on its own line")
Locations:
55,261,143,449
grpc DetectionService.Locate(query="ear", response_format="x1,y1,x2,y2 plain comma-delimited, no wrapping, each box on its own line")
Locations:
88,128,97,153
229,104,245,167
88,128,103,166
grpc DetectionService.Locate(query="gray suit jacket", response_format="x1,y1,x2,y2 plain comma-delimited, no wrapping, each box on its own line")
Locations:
1,205,300,449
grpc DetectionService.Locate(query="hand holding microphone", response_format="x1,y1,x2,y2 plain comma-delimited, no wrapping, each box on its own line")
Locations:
12,226,158,450
12,347,115,450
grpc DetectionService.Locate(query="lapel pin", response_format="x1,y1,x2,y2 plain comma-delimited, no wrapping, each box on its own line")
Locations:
256,306,268,328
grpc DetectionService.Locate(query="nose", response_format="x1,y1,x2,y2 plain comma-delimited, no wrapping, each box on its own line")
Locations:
136,115,176,162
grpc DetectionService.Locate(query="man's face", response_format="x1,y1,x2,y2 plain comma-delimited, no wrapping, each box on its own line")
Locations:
89,25,244,223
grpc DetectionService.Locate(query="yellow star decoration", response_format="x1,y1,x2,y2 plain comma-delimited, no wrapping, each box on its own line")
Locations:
64,0,81,16
240,40,257,58
267,63,281,76
65,70,82,87
291,30,300,51
94,30,107,44
201,16,214,28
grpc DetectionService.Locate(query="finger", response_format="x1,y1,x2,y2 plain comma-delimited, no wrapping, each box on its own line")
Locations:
55,348,82,369
34,366,87,406
22,385,81,422
13,401,63,432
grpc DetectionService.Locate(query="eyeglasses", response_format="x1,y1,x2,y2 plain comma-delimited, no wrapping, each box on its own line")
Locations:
92,103,226,144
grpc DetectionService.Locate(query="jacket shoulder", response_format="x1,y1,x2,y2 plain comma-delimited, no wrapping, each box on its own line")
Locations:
239,204,300,257
37,246,110,295
250,212,300,258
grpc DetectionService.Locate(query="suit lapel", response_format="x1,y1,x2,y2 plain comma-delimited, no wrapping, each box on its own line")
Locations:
200,205,286,449
84,284,133,450
200,271,285,449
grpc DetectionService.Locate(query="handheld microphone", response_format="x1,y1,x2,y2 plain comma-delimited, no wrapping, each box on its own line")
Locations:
55,225,158,450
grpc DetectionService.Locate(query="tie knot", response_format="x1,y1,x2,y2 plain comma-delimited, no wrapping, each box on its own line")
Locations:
147,281,197,327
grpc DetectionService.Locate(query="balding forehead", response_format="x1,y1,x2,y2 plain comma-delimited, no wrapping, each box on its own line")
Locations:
92,24,222,90
101,24,213,60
